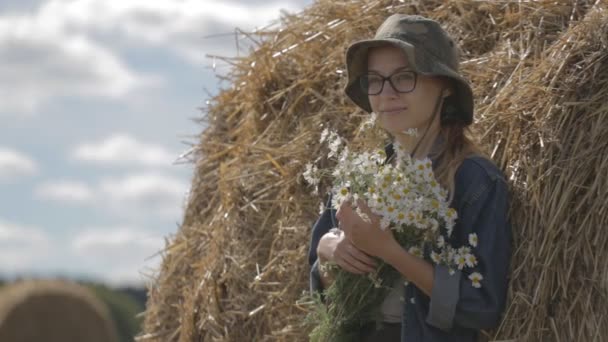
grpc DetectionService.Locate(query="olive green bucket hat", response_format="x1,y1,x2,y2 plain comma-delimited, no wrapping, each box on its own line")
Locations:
344,14,474,125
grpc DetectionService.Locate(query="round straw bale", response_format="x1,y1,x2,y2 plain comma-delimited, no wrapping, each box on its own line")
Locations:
140,1,608,341
0,280,119,342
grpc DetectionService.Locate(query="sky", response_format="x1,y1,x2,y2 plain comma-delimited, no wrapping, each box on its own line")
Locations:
0,0,313,286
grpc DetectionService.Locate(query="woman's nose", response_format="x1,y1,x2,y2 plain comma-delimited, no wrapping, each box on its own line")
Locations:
379,80,399,97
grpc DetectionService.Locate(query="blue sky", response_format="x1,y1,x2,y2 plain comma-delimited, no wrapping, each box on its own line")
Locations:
0,0,312,286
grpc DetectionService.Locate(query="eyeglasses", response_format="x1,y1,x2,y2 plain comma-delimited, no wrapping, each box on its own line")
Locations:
359,70,417,95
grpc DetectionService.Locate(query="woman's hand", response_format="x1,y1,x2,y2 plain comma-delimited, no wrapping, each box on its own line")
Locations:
336,198,398,261
317,229,377,275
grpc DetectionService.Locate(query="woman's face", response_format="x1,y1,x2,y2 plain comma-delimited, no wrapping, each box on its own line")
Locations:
366,45,449,137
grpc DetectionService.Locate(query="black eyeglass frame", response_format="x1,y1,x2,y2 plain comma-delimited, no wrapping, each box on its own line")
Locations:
359,70,418,95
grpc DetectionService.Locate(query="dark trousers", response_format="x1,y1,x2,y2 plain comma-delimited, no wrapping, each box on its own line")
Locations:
359,322,401,342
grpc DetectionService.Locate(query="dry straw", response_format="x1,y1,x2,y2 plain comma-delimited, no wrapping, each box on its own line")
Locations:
0,280,119,342
139,0,608,341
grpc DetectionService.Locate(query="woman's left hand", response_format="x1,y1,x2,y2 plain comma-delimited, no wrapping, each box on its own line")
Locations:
335,198,397,261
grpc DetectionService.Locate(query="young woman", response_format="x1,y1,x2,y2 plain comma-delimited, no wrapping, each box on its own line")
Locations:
307,14,512,341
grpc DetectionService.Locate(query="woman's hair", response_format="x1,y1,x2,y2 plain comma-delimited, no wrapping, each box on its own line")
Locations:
414,77,487,205
432,122,487,205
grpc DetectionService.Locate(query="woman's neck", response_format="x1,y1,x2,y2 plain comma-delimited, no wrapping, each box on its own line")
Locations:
394,129,441,160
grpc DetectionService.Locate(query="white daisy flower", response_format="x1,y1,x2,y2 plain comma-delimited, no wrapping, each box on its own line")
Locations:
469,272,483,288
446,225,454,237
445,221,456,237
302,163,319,186
469,233,478,247
430,251,441,264
408,246,423,258
465,253,477,268
328,134,342,158
428,218,439,232
437,235,445,248
454,253,467,270
319,128,329,143
358,112,378,133
458,246,472,255
395,211,407,225
334,186,350,208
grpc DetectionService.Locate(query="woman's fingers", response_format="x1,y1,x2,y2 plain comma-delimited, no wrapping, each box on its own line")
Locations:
347,254,376,274
335,256,366,274
335,241,376,274
336,199,355,225
335,253,369,274
347,244,377,270
356,199,380,225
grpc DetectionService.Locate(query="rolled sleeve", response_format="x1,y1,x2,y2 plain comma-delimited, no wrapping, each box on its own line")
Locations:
426,264,461,330
426,176,512,332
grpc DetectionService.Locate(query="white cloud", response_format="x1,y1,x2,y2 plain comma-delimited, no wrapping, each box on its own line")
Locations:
40,0,306,63
100,172,188,219
0,219,52,272
72,227,163,254
72,134,177,166
0,0,310,115
71,226,165,285
35,181,94,203
0,9,159,114
0,147,37,180
33,172,188,220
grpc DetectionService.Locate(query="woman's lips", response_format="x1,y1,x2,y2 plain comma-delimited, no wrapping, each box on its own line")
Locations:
379,107,407,114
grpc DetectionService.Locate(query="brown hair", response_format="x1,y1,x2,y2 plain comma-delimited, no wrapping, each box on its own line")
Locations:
432,121,488,205
412,77,487,205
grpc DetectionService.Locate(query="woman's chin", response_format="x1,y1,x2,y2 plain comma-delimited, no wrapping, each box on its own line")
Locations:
379,115,409,127
379,121,413,136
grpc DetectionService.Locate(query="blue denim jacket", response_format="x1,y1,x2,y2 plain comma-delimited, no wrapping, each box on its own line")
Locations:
308,144,513,341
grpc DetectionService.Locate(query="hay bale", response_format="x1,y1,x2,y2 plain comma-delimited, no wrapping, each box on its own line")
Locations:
140,0,608,341
0,280,120,342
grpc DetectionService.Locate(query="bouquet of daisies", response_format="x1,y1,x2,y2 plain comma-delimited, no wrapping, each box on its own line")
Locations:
304,129,482,342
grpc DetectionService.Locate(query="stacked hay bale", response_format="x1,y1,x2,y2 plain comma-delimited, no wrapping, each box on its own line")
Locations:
0,280,119,342
140,0,608,341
